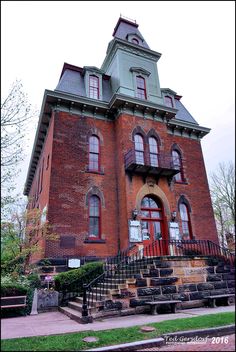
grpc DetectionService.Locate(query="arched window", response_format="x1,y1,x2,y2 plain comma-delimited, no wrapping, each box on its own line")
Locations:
164,96,173,108
132,38,139,45
141,196,163,241
89,75,99,99
89,135,100,171
134,134,144,165
136,76,147,100
172,149,183,182
148,137,159,167
179,203,192,239
89,195,100,238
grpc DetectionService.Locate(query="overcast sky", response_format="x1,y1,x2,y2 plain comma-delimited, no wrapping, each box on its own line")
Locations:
1,1,235,197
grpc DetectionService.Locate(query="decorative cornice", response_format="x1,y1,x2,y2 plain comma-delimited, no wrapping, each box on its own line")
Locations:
130,67,151,76
109,93,177,120
82,66,104,76
101,38,162,71
24,90,209,196
167,119,210,139
161,88,177,96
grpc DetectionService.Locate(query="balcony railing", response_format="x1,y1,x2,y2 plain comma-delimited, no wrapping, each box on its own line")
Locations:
124,149,180,177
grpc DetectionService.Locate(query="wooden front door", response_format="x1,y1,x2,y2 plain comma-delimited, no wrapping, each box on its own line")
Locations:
140,196,168,255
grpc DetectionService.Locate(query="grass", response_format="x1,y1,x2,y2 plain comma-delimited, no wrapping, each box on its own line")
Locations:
1,312,235,351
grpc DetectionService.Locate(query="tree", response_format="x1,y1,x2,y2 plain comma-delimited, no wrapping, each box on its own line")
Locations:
1,80,37,218
210,161,235,248
1,204,58,275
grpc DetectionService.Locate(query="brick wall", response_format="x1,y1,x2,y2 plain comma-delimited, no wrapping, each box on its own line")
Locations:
28,110,218,260
45,111,119,258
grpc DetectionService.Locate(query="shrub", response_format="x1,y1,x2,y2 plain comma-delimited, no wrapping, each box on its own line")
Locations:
1,282,34,317
54,261,104,292
27,272,41,288
1,274,37,317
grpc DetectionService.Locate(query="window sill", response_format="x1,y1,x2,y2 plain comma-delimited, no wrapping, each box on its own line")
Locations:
86,168,104,175
84,239,106,244
174,181,188,185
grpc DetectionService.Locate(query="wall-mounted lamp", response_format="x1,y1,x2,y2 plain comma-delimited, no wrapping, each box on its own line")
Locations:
171,211,177,221
132,208,139,220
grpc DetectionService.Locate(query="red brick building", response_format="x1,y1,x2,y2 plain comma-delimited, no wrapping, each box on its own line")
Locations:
24,17,218,262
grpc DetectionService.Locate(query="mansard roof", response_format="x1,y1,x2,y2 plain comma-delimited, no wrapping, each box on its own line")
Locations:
112,16,150,49
56,63,199,125
56,63,112,102
174,99,198,125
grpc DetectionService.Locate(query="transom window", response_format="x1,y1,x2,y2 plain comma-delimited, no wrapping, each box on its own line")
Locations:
172,150,183,182
89,75,99,99
136,76,147,100
180,203,191,239
89,195,100,238
89,135,100,171
164,96,173,107
134,134,144,165
148,137,159,167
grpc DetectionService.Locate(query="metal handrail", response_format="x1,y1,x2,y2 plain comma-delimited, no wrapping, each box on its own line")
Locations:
124,149,180,170
81,238,235,317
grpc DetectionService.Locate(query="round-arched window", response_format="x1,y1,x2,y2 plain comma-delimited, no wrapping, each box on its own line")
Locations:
134,134,144,165
148,137,159,167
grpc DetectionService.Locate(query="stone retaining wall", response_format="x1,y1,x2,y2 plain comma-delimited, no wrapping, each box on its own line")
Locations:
110,256,235,311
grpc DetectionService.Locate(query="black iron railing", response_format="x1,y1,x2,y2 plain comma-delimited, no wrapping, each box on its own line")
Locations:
124,149,180,172
58,265,104,306
81,239,235,318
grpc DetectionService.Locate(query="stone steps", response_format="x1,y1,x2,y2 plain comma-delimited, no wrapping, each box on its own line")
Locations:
68,301,97,314
59,255,235,323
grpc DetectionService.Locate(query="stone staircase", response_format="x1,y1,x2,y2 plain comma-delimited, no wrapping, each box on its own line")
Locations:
59,255,235,323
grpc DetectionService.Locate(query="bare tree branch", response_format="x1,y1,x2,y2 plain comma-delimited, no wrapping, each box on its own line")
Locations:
210,161,235,249
1,80,38,187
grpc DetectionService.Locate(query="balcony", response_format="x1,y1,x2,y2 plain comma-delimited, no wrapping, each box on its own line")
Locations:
124,149,180,177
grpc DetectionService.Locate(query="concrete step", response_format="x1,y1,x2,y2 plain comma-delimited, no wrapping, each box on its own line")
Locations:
75,296,106,307
68,301,97,314
97,282,119,289
90,287,111,295
58,306,85,323
87,292,109,301
104,278,127,284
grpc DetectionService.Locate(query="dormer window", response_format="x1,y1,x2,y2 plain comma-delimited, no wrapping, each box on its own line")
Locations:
89,75,99,99
164,96,173,108
131,38,139,45
136,76,147,100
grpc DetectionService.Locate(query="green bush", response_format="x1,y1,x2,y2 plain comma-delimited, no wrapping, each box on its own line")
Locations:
27,273,41,288
1,283,28,297
1,282,34,317
1,273,38,317
54,261,104,291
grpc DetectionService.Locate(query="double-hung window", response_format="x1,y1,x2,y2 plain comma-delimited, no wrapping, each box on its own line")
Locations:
134,134,144,165
149,137,159,167
180,203,192,239
89,195,100,238
172,150,183,182
89,75,99,99
136,76,147,100
164,96,173,108
89,135,100,171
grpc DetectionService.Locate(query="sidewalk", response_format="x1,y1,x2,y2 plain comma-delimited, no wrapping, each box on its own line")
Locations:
1,305,235,340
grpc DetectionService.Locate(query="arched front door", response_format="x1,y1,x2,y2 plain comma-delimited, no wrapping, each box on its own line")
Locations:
140,195,168,255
